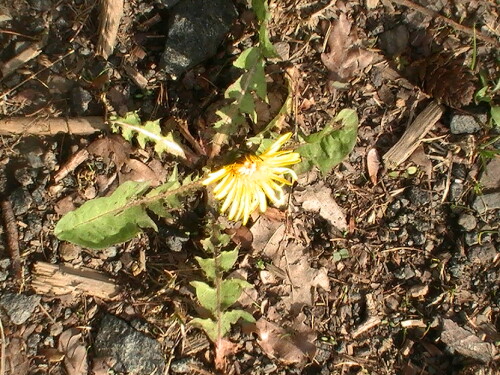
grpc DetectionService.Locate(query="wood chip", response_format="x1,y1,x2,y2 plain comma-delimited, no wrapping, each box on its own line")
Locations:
0,117,108,135
1,41,45,78
383,101,444,168
96,0,124,59
31,262,121,300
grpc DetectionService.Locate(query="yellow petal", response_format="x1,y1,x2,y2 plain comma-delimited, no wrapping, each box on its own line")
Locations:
202,168,227,185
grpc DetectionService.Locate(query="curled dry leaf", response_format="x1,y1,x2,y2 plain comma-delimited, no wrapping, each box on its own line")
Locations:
57,328,88,375
367,148,380,185
321,13,375,83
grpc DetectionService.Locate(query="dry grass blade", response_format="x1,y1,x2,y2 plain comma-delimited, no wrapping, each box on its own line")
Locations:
97,0,124,59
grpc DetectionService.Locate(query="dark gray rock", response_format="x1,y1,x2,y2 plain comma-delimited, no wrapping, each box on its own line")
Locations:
0,259,10,281
9,187,33,216
472,192,500,214
449,112,486,134
406,186,430,206
0,293,41,325
71,86,93,116
378,25,409,56
95,314,165,374
458,213,477,231
160,0,237,77
468,244,497,264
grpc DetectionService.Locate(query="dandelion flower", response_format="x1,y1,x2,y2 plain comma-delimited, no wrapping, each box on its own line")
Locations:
203,133,301,224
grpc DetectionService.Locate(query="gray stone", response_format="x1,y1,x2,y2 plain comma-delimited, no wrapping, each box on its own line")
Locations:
406,186,430,205
472,192,500,214
449,112,486,134
479,157,500,191
0,293,41,325
468,244,497,264
160,0,237,77
95,314,165,374
458,213,477,231
378,25,409,56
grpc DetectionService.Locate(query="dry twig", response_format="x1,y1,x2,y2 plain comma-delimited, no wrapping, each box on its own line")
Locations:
390,0,500,47
0,117,107,136
0,200,21,282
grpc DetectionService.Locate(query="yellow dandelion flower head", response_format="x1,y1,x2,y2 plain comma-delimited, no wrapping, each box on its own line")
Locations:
203,133,301,225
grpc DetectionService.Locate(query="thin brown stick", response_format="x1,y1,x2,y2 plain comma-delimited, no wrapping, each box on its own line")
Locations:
53,149,90,183
97,0,124,59
0,200,21,282
0,117,107,136
390,0,500,47
0,315,5,375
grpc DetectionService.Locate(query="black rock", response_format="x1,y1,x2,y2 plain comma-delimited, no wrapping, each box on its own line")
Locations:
94,314,166,374
9,187,33,216
0,293,41,325
160,0,237,77
406,186,430,206
71,86,93,116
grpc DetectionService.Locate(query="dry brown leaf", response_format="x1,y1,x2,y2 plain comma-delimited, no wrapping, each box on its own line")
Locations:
57,328,88,375
97,0,124,59
5,337,29,375
256,317,316,364
215,338,239,371
321,13,375,83
87,135,132,168
250,216,330,315
440,319,497,363
367,148,380,185
295,182,348,231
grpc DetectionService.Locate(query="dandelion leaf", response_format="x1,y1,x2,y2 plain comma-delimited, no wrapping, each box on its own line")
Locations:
221,309,255,331
195,248,239,281
146,167,182,217
191,279,251,313
111,112,186,159
54,181,156,249
190,318,219,342
296,109,358,174
491,106,500,127
191,309,254,343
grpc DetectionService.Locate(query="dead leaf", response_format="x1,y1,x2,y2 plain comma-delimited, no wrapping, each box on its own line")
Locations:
295,182,348,231
87,135,132,169
367,148,380,185
215,338,239,371
119,158,162,186
321,14,375,83
5,337,29,375
440,319,497,363
250,217,330,315
58,328,88,375
256,317,316,364
409,145,433,179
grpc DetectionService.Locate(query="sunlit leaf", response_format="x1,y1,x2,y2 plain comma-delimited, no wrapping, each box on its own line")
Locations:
491,106,500,127
295,109,359,174
55,181,156,249
191,279,252,313
195,248,239,281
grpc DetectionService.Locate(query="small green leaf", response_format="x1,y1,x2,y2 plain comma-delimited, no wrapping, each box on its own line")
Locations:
258,22,279,58
55,181,156,249
251,0,269,23
146,168,182,217
475,86,491,103
220,279,252,310
233,47,261,69
491,106,500,127
195,248,239,281
220,309,255,333
296,109,359,174
191,278,251,314
190,318,218,342
191,281,217,313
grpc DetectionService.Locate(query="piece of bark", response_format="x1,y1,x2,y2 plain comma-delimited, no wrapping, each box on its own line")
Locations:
0,117,108,135
53,149,90,183
1,200,22,282
383,101,444,168
123,64,148,89
32,262,121,300
96,0,124,59
0,41,44,78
